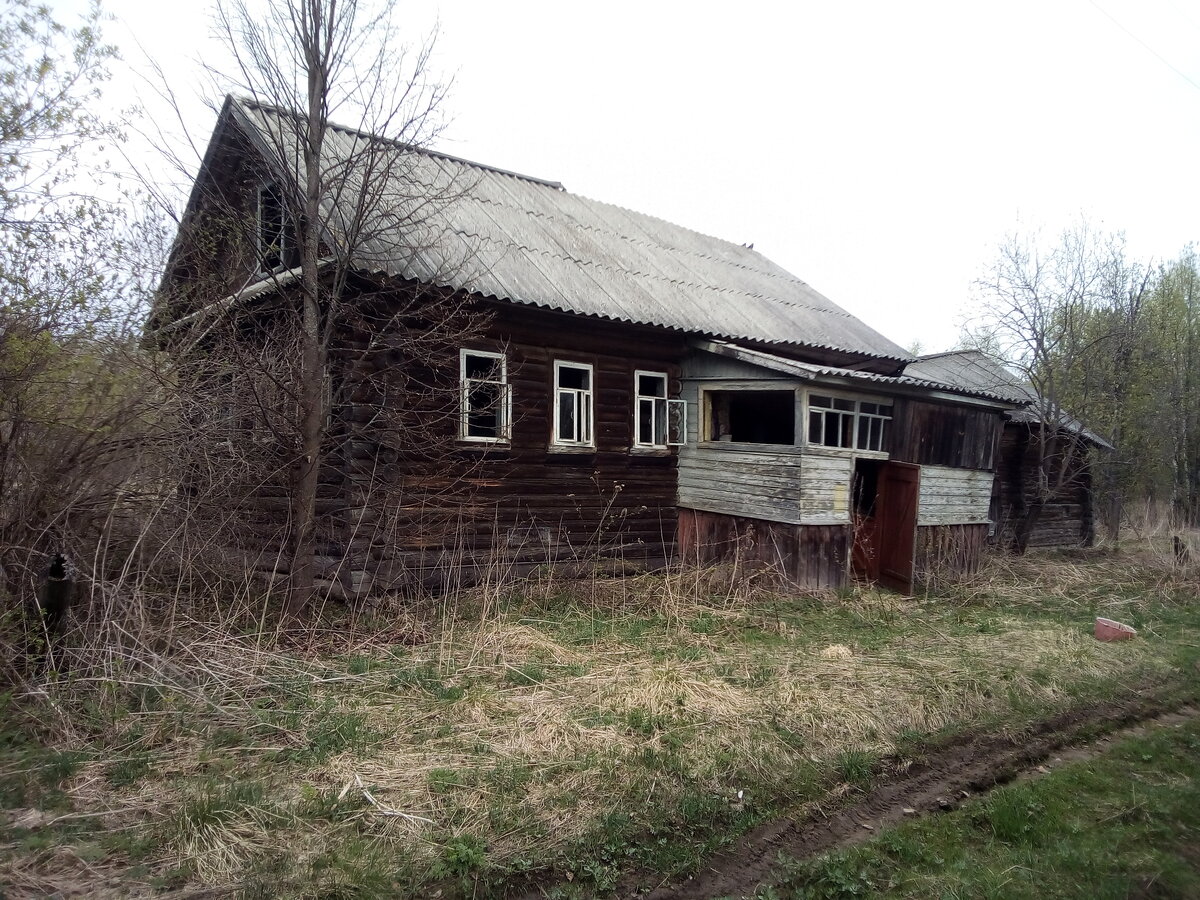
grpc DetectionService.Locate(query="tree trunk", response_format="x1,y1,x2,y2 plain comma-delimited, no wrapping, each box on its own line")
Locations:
1013,497,1044,555
286,13,331,617
286,295,323,615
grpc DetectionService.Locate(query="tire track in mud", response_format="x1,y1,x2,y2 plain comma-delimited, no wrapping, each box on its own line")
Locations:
628,695,1199,900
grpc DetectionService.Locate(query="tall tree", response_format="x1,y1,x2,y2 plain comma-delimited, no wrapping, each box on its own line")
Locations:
965,223,1145,548
183,0,464,612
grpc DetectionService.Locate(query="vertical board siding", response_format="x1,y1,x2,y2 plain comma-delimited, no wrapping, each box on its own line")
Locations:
915,523,988,581
891,397,1002,470
917,465,993,525
678,508,849,589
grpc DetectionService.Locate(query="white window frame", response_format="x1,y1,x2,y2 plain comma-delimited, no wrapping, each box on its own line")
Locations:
634,370,668,448
634,370,687,449
459,349,511,443
552,360,594,448
805,390,893,452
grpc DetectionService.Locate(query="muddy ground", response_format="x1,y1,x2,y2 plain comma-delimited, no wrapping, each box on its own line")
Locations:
611,695,1200,900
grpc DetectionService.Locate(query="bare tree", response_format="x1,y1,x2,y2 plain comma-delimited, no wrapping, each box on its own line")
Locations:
965,223,1148,550
155,0,489,613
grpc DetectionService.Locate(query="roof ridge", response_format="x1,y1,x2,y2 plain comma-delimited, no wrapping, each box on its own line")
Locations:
917,348,980,361
234,95,565,191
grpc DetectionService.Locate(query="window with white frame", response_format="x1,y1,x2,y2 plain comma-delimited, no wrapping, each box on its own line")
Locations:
807,393,892,451
258,182,295,272
460,349,510,442
553,360,593,446
635,371,686,448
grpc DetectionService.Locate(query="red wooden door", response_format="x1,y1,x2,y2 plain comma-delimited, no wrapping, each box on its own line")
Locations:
876,461,920,594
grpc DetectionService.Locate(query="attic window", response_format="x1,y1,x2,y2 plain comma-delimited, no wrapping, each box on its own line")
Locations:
705,390,795,445
258,182,295,272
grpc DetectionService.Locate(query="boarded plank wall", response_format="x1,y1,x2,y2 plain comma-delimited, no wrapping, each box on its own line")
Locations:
915,523,989,583
917,465,992,525
678,507,849,589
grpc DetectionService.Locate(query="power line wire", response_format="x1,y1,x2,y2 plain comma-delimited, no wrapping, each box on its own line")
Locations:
1089,0,1200,91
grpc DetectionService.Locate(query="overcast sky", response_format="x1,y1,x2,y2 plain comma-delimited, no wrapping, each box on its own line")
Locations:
101,0,1200,354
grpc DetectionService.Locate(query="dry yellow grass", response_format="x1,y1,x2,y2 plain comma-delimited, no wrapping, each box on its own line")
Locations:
4,542,1196,894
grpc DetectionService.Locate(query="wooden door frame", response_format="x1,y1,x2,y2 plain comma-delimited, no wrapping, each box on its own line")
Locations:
876,460,920,594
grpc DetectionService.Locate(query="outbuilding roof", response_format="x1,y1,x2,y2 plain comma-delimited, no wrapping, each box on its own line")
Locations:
219,96,913,364
693,341,1023,407
905,350,1114,449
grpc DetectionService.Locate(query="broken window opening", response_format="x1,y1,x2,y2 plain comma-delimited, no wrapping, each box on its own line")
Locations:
705,390,795,445
258,182,296,273
460,349,510,442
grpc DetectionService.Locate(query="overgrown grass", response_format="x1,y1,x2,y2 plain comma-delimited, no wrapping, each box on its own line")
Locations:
1,538,1198,897
769,711,1200,899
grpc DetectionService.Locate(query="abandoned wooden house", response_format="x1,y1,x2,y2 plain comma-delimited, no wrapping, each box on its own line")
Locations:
152,96,1046,596
905,350,1110,552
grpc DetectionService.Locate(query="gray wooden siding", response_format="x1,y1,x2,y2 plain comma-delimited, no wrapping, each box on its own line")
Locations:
678,444,804,523
679,379,866,527
798,451,853,525
679,377,796,524
917,465,992,525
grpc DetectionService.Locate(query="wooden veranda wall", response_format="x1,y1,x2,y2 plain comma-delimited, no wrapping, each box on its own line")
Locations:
677,507,849,589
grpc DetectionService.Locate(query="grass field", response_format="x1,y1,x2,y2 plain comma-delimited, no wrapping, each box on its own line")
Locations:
765,711,1200,899
1,539,1198,897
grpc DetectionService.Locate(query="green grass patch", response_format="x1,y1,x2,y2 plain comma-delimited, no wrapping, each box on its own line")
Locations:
773,714,1200,898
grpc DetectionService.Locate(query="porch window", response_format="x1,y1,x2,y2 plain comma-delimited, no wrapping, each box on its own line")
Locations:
460,350,510,442
807,394,892,451
554,360,593,446
705,390,795,445
258,182,295,272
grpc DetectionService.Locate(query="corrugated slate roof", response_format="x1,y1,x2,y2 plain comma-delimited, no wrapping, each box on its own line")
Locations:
906,350,1114,448
695,341,1021,405
903,350,1030,404
229,97,912,363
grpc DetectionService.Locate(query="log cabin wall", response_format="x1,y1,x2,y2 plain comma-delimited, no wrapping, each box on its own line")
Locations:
994,423,1096,549
326,295,688,593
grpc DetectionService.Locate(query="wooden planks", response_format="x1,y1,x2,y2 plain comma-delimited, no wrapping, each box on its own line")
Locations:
917,465,993,525
891,397,1002,470
994,423,1095,549
678,508,849,589
915,523,988,581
